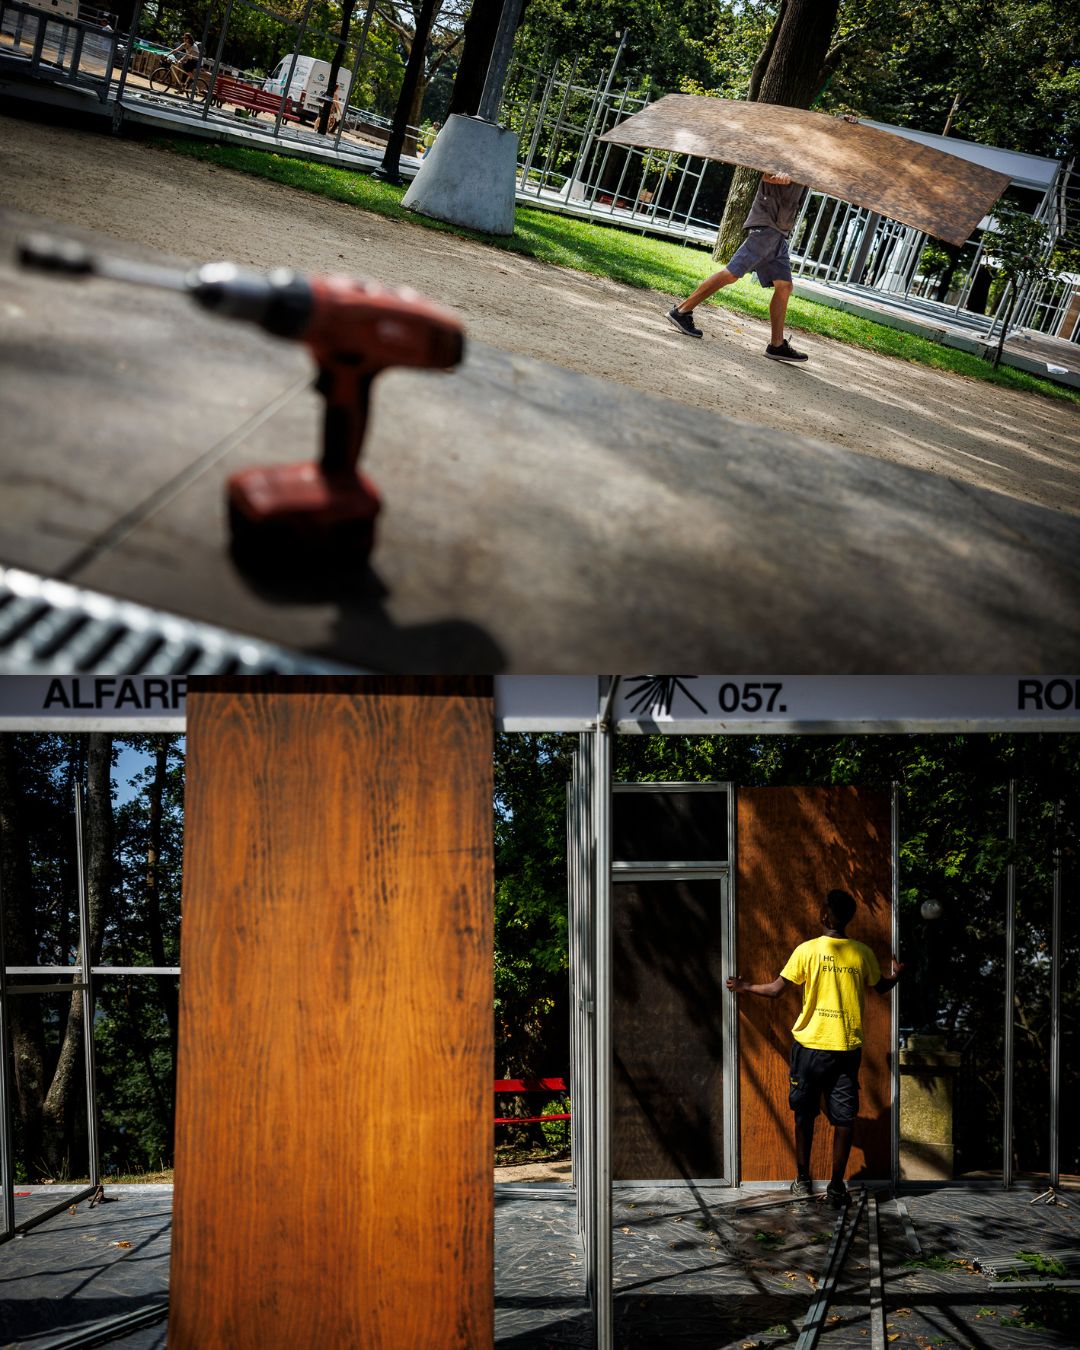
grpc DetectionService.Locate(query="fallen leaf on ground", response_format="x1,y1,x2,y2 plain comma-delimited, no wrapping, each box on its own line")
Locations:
111,1240,132,1249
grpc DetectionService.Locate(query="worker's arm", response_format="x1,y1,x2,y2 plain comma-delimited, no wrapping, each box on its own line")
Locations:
873,955,906,995
726,973,792,999
762,172,793,185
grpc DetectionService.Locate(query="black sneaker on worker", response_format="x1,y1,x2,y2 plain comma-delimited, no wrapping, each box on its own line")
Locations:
826,1181,848,1209
667,304,703,338
765,338,808,362
790,1177,813,1199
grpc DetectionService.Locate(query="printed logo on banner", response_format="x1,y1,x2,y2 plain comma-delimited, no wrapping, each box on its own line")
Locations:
622,677,707,718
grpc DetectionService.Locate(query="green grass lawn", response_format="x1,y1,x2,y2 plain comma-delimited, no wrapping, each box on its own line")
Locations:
156,135,1078,405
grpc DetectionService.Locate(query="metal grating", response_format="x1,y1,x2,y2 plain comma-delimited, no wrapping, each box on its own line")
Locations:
0,565,357,674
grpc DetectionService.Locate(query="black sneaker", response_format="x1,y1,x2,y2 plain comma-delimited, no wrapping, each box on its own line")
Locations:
765,338,808,362
826,1181,848,1209
667,304,702,338
790,1177,812,1199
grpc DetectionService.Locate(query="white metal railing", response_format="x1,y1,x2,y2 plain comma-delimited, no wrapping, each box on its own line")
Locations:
0,0,119,98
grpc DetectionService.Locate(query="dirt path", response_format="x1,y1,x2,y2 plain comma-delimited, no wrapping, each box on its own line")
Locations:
3,112,1079,519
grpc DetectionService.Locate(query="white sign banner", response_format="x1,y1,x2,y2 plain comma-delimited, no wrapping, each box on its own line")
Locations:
0,675,1077,732
610,675,1080,732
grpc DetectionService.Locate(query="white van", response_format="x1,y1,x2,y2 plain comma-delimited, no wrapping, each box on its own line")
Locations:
263,55,351,116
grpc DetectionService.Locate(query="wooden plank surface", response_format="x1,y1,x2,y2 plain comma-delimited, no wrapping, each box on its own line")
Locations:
735,787,892,1182
170,677,494,1349
598,95,1011,246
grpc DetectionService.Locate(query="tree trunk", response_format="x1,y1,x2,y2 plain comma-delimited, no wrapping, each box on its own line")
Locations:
448,0,503,117
712,0,840,263
0,738,48,1174
379,0,440,181
41,734,113,1177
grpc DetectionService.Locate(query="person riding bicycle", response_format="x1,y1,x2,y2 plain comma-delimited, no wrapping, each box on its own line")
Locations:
167,32,202,89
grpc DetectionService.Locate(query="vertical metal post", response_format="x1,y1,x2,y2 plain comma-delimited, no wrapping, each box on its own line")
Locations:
0,862,14,1242
521,64,561,193
681,158,707,236
593,682,615,1350
890,782,901,1191
199,0,236,123
953,235,985,314
1049,801,1062,1189
274,0,315,138
537,57,578,194
111,0,144,129
332,0,377,152
649,150,675,221
566,29,627,202
74,783,100,1189
1003,778,1016,1190
722,786,738,1184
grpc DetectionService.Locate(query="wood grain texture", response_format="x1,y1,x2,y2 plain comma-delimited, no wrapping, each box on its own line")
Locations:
169,678,494,1350
598,95,1011,246
735,788,892,1183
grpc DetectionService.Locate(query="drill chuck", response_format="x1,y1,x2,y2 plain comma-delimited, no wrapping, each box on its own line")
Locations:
191,263,313,336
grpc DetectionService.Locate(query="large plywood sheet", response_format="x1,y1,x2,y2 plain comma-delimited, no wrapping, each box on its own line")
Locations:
735,787,892,1182
598,95,1011,246
170,677,494,1350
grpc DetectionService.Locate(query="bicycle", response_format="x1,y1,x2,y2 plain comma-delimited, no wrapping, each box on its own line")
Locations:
149,54,210,98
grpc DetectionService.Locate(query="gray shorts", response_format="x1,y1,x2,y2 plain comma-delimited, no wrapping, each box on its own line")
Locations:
727,227,792,287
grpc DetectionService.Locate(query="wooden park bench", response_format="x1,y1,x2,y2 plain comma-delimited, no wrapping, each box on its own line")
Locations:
211,73,308,125
494,1077,570,1126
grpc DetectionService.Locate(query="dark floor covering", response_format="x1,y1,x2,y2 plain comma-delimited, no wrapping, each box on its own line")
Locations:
2,1184,1076,1347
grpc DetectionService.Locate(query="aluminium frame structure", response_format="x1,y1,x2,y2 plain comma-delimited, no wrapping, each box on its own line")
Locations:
0,675,1076,1350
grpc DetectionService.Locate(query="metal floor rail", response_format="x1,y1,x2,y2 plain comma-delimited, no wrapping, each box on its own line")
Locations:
0,564,356,674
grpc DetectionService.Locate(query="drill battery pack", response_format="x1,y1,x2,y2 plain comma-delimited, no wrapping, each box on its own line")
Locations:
227,461,382,567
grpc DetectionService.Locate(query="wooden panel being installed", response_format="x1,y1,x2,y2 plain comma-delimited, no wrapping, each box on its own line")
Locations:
735,787,892,1182
170,677,494,1350
598,95,1011,246
613,878,727,1180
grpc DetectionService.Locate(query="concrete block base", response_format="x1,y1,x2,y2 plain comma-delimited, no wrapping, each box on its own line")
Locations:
402,113,519,236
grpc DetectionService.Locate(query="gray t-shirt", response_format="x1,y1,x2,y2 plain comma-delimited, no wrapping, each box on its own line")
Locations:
742,179,805,234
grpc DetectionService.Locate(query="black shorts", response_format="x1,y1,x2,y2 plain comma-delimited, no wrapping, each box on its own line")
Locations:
788,1043,862,1126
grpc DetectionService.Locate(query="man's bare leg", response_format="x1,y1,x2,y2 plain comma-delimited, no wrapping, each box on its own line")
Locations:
769,279,793,345
675,267,739,314
831,1122,854,1185
794,1116,814,1181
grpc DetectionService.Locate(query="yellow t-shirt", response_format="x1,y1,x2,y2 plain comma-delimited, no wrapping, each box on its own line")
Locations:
780,936,882,1051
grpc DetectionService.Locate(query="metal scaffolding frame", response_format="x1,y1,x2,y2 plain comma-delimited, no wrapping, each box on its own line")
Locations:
501,50,1076,347
106,0,421,159
0,781,180,1246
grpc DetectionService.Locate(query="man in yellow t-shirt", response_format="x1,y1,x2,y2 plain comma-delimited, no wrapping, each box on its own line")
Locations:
725,889,904,1207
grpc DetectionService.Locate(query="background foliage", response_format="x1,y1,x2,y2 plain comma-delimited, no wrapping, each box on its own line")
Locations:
4,730,1077,1178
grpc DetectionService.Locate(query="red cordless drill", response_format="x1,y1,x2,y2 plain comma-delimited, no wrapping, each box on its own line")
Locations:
16,235,465,569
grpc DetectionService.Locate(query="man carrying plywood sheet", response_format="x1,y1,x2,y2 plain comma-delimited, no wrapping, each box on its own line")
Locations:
667,170,809,362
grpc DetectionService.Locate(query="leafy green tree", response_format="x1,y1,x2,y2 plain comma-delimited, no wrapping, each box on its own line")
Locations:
494,731,1080,1175
985,204,1054,366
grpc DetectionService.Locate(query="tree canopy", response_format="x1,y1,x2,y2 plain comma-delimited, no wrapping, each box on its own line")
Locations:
511,0,1077,162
